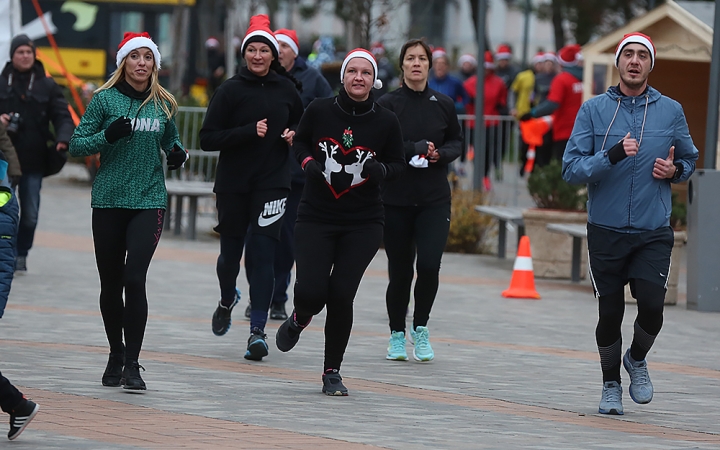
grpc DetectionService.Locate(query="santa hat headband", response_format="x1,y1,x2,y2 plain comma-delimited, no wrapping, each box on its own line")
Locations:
116,32,161,69
458,54,477,67
615,32,655,69
242,15,279,57
531,51,545,64
340,49,382,90
543,52,557,63
275,28,299,55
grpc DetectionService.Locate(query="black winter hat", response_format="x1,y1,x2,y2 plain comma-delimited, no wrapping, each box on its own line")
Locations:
10,34,35,59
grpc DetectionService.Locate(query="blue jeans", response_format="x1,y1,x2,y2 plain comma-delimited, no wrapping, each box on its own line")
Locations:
16,172,43,257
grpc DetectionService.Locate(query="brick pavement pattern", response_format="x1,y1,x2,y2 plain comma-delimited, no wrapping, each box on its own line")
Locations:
1,166,719,449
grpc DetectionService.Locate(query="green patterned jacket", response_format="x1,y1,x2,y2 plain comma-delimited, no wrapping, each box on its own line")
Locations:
69,85,183,209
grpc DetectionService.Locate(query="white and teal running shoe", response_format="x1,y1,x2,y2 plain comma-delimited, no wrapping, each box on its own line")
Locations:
386,331,408,360
410,326,434,361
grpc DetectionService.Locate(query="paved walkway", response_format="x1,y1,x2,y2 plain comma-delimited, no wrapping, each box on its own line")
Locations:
1,165,719,449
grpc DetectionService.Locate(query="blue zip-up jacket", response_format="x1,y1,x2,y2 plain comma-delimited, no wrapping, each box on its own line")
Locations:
562,85,698,232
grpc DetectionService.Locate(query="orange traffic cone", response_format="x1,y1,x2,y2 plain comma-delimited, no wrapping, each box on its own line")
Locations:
502,236,541,299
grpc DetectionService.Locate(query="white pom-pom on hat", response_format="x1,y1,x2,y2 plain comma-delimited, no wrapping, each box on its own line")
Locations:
341,48,383,90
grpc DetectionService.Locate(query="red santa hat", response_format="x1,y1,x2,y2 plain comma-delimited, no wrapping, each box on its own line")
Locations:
531,51,545,64
458,54,477,67
558,44,582,66
484,51,495,69
274,28,299,56
340,48,382,90
370,42,386,57
116,32,161,69
615,32,656,69
431,47,447,60
495,44,512,60
241,14,279,58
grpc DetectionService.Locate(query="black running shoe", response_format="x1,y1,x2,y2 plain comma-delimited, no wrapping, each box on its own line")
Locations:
244,327,269,361
122,361,146,391
212,288,240,336
270,303,288,320
8,398,39,440
275,311,309,352
322,369,348,396
102,347,125,387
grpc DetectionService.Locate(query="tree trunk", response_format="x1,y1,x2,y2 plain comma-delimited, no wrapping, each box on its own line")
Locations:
170,5,191,93
551,0,565,51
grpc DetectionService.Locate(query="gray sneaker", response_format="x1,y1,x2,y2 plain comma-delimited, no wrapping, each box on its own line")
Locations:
598,381,624,415
623,349,653,404
14,256,27,272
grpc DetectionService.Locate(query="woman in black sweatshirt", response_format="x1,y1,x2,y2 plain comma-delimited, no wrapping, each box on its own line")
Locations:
199,15,303,361
376,39,462,362
275,49,405,396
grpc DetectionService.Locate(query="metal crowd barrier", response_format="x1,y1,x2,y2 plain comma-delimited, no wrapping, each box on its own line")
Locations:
170,107,520,183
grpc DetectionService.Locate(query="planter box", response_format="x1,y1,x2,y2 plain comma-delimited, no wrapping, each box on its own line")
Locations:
522,209,588,279
626,230,686,306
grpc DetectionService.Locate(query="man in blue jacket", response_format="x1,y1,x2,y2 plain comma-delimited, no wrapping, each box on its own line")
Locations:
563,32,698,416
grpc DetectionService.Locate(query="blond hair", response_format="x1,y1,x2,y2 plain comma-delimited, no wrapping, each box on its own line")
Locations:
97,54,178,119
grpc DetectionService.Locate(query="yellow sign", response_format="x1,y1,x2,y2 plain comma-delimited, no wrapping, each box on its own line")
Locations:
36,47,107,78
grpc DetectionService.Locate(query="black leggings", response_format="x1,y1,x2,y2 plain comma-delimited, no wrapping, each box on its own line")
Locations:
596,278,666,383
293,221,383,371
384,203,451,333
92,208,164,362
0,370,22,413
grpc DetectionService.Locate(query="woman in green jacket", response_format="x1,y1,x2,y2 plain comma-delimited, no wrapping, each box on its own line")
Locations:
69,32,187,391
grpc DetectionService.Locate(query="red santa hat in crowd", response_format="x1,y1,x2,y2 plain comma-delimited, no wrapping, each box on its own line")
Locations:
531,51,545,64
495,44,512,60
431,47,447,60
558,44,582,66
370,42,386,57
484,50,495,69
241,14,279,58
615,32,656,69
340,48,383,90
274,28,299,55
116,32,161,69
458,54,477,67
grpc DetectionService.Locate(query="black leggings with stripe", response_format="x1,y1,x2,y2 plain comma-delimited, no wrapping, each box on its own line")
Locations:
92,208,164,362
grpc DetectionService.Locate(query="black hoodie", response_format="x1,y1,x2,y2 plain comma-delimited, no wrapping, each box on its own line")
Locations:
200,66,304,193
377,83,462,206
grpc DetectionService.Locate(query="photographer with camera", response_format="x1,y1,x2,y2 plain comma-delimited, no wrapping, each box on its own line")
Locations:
0,34,74,273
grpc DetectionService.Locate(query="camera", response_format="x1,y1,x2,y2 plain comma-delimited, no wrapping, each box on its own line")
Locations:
6,113,21,134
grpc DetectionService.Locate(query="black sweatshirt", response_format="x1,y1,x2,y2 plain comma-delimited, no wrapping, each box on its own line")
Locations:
199,67,304,193
376,84,462,206
293,89,406,225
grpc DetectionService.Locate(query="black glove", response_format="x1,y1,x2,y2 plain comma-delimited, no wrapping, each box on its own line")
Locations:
519,112,533,122
361,158,387,180
303,158,325,181
607,140,628,165
167,144,187,170
104,117,132,143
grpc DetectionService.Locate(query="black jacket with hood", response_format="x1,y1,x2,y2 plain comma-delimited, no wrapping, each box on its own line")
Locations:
0,60,74,173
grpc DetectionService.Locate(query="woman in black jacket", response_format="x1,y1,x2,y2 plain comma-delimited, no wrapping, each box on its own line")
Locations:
376,39,462,362
200,15,303,361
275,49,405,396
